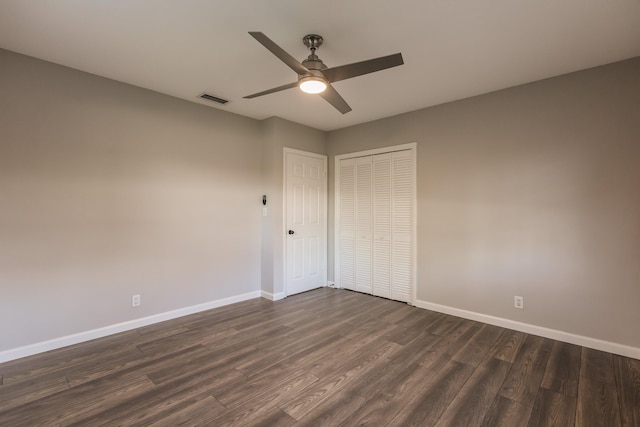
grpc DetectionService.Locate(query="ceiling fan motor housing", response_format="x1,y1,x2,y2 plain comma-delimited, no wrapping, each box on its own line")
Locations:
302,34,327,76
298,69,326,83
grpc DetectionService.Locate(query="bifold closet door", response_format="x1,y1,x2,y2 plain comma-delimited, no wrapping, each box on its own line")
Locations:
337,148,414,303
372,153,391,298
390,150,413,303
355,157,373,294
338,158,356,290
337,156,374,294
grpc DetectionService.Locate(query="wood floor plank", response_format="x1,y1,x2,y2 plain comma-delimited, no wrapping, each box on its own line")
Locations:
145,343,258,385
235,324,344,378
215,368,318,410
62,328,219,387
344,325,487,426
346,331,439,400
145,395,227,427
386,360,475,426
434,357,512,427
136,324,190,338
381,322,426,345
614,355,640,427
499,334,553,406
293,387,368,426
280,339,400,420
336,313,397,342
207,370,317,426
337,361,434,426
0,371,154,426
480,395,533,427
0,329,142,385
426,318,483,356
488,330,527,363
214,407,297,427
540,340,581,397
304,334,399,380
178,299,272,331
65,346,150,387
0,374,69,413
452,323,505,367
199,323,289,356
277,335,359,379
380,299,417,323
135,325,239,356
421,320,484,377
581,347,616,384
1,288,638,426
576,374,622,427
67,366,245,426
426,314,467,336
392,304,430,324
527,388,576,427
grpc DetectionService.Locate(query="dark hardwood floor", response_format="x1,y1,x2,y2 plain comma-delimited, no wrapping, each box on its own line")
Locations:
1,288,638,426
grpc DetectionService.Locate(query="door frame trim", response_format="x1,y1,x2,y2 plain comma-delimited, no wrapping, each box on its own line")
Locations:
334,142,417,305
283,148,328,297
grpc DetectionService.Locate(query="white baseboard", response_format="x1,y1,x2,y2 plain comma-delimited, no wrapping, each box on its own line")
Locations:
414,299,640,360
261,290,286,301
0,290,262,364
5,292,636,363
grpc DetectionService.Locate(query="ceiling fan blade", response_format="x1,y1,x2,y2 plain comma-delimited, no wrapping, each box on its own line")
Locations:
249,32,309,76
319,84,352,114
323,53,404,83
243,81,298,99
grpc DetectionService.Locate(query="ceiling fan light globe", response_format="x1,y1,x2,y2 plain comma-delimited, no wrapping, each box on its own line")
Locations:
299,77,327,94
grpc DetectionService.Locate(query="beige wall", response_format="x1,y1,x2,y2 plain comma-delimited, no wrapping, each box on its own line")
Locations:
2,46,639,355
327,57,640,348
0,50,264,351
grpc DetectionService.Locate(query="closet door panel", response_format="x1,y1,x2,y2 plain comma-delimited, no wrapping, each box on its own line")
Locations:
355,157,373,294
391,150,414,303
338,158,356,290
373,153,391,298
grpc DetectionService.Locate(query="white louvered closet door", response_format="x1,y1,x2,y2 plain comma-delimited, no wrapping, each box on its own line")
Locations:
390,150,413,303
338,158,356,291
337,147,414,304
355,157,373,295
373,153,392,298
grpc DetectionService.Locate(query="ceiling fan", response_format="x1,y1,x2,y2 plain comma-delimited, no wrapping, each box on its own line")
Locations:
243,32,404,114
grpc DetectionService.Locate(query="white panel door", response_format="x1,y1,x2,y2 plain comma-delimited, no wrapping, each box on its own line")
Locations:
285,150,327,296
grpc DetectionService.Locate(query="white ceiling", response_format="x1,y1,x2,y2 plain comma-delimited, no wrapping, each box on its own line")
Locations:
2,1,640,131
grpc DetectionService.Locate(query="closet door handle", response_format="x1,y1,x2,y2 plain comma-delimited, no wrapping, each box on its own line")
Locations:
288,230,295,235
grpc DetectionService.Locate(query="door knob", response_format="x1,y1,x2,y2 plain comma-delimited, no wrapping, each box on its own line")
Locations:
288,230,295,235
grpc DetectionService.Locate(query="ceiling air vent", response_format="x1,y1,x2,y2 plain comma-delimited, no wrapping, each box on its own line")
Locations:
199,93,229,105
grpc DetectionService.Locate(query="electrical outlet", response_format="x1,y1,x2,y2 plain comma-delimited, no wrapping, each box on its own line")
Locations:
132,294,141,307
514,296,524,309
